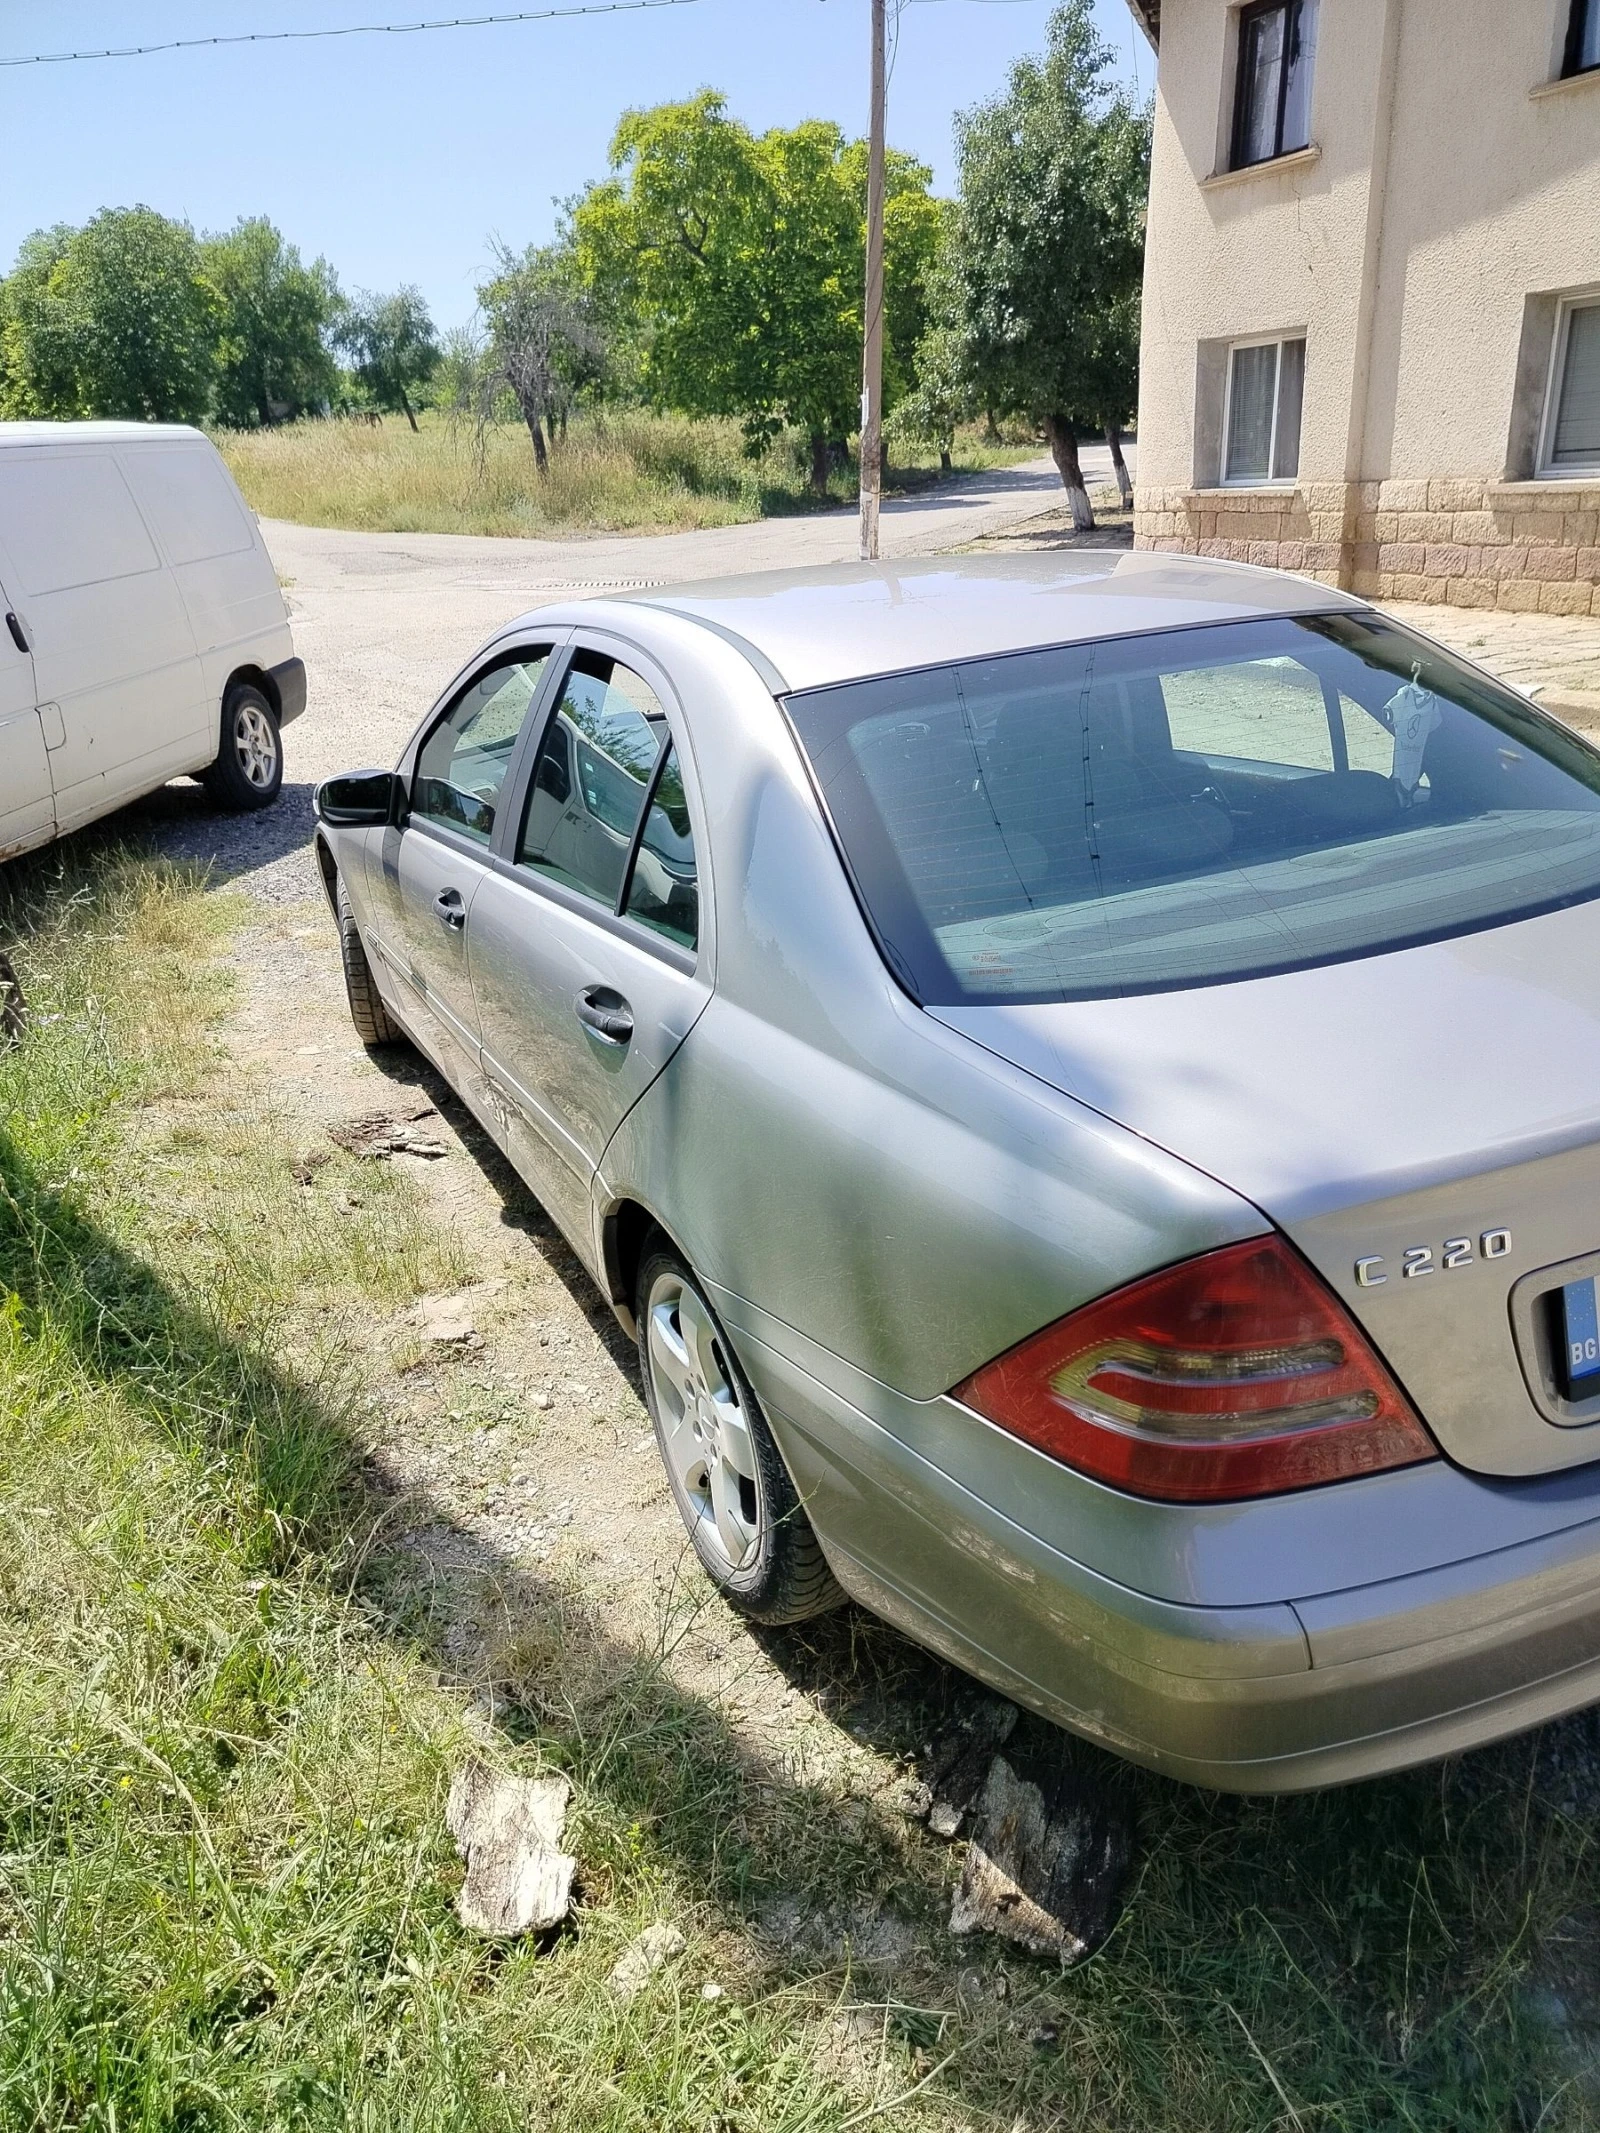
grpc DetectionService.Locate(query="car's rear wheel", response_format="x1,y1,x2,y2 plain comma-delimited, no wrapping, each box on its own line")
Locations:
336,876,400,1047
203,681,282,810
637,1246,842,1623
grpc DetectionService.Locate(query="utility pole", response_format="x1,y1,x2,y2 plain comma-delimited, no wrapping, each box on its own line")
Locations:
859,0,887,561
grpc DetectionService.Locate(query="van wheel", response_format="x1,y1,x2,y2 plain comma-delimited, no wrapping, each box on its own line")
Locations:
337,878,400,1048
203,682,282,810
637,1245,843,1625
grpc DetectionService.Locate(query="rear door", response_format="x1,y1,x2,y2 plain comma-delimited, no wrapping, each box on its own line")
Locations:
0,566,51,860
467,637,712,1255
366,643,557,1092
0,444,207,827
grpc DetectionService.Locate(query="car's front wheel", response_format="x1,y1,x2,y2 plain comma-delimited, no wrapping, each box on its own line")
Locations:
336,876,400,1047
203,681,283,810
637,1245,842,1624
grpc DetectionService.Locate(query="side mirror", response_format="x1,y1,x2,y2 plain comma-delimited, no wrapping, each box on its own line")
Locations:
314,768,406,828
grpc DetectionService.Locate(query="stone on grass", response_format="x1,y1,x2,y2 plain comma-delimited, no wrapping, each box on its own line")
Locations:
609,1922,686,2000
329,1104,449,1160
921,1692,1018,1838
446,1762,576,1936
949,1755,1131,1965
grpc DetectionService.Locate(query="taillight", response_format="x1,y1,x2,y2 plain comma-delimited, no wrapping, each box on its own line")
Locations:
953,1236,1436,1503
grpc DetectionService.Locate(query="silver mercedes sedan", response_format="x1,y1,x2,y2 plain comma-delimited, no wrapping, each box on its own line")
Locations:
313,552,1600,1794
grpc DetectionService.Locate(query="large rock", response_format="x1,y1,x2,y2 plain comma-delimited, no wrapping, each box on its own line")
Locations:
446,1762,576,1936
949,1755,1131,1964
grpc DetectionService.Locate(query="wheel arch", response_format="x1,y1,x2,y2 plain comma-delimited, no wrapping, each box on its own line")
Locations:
222,663,279,719
601,1195,690,1336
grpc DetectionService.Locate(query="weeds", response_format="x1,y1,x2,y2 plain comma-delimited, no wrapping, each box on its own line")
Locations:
214,408,1035,538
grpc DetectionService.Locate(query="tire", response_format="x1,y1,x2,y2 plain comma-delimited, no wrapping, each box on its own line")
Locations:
336,877,400,1047
202,681,283,810
637,1245,843,1624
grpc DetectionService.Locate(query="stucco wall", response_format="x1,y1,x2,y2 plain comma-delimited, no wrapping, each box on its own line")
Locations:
1133,0,1600,612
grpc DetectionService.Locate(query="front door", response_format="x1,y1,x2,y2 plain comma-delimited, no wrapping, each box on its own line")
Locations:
0,447,207,829
0,573,51,860
367,644,556,1093
468,642,712,1258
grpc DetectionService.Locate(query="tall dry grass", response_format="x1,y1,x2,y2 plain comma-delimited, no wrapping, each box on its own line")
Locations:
214,408,1031,538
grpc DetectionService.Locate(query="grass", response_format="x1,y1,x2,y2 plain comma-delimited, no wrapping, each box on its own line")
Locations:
2,841,1599,2129
214,408,1037,539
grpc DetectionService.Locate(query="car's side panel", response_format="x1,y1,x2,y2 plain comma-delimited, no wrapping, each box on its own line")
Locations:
0,564,51,860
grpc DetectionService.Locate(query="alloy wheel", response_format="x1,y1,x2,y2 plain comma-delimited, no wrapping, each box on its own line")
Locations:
645,1269,762,1570
233,702,279,788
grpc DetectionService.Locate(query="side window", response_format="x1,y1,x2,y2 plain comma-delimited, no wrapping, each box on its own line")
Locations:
413,649,551,845
1162,657,1334,772
518,651,666,907
623,743,699,949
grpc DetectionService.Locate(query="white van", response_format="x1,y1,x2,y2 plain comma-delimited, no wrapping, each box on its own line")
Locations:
0,421,304,862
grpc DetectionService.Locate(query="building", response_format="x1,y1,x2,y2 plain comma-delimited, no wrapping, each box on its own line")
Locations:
1127,0,1600,617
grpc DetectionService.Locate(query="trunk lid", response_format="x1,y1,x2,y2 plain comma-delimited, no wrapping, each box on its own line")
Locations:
933,899,1600,1479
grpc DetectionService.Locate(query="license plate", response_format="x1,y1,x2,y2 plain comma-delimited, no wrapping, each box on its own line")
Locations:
1561,1275,1600,1399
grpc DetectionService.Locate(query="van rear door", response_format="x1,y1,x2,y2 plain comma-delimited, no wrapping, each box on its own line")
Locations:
0,444,207,830
0,572,52,861
118,439,286,675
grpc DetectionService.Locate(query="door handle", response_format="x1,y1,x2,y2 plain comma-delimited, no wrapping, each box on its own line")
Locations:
433,887,466,932
575,986,634,1046
5,613,29,655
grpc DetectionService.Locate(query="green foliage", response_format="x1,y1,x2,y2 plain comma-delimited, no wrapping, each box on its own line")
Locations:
943,0,1149,509
571,93,939,488
201,217,340,428
336,284,440,430
0,207,219,422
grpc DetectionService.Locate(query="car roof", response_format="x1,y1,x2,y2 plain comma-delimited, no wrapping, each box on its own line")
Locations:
522,550,1367,695
0,421,206,447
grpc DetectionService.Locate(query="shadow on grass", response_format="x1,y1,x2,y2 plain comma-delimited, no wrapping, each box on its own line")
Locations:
0,850,1593,2130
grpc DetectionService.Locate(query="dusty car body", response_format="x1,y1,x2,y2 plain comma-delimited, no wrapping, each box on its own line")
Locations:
313,552,1600,1793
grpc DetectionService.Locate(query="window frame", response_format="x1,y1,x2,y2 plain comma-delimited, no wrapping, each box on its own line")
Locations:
405,639,563,859
1221,333,1306,487
1564,0,1600,77
495,631,710,973
1537,289,1600,479
1230,0,1315,171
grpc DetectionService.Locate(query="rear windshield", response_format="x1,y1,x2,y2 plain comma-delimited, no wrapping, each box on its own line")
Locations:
784,613,1600,1003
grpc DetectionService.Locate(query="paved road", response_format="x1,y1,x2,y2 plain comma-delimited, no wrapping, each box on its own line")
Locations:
135,448,1123,898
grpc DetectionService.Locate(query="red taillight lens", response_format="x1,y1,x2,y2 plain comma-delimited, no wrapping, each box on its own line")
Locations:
953,1236,1436,1503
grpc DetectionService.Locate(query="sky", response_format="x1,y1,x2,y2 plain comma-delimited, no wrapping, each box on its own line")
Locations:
0,0,1150,335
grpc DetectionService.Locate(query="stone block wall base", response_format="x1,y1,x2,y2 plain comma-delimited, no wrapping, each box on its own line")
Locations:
1134,478,1600,615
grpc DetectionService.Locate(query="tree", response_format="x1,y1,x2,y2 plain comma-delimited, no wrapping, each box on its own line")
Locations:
946,0,1150,528
467,242,604,474
571,94,939,495
336,285,439,430
0,207,217,422
202,217,339,427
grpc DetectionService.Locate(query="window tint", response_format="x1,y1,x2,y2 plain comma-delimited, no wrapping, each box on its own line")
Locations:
413,651,551,844
785,614,1600,1004
1226,338,1304,483
123,447,252,564
1550,302,1600,472
1233,0,1318,168
0,453,159,594
518,651,666,906
623,743,699,948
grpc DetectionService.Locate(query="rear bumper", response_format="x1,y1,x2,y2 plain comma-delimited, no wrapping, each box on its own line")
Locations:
728,1307,1600,1792
269,655,307,727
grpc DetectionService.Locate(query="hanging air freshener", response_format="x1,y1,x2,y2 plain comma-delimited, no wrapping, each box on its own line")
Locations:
1384,664,1443,801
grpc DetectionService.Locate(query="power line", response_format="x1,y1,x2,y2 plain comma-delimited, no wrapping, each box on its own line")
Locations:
0,0,706,69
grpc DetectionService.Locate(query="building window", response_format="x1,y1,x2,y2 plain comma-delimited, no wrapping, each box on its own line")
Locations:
1224,337,1305,484
1542,298,1600,474
1231,0,1318,168
1565,0,1600,76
